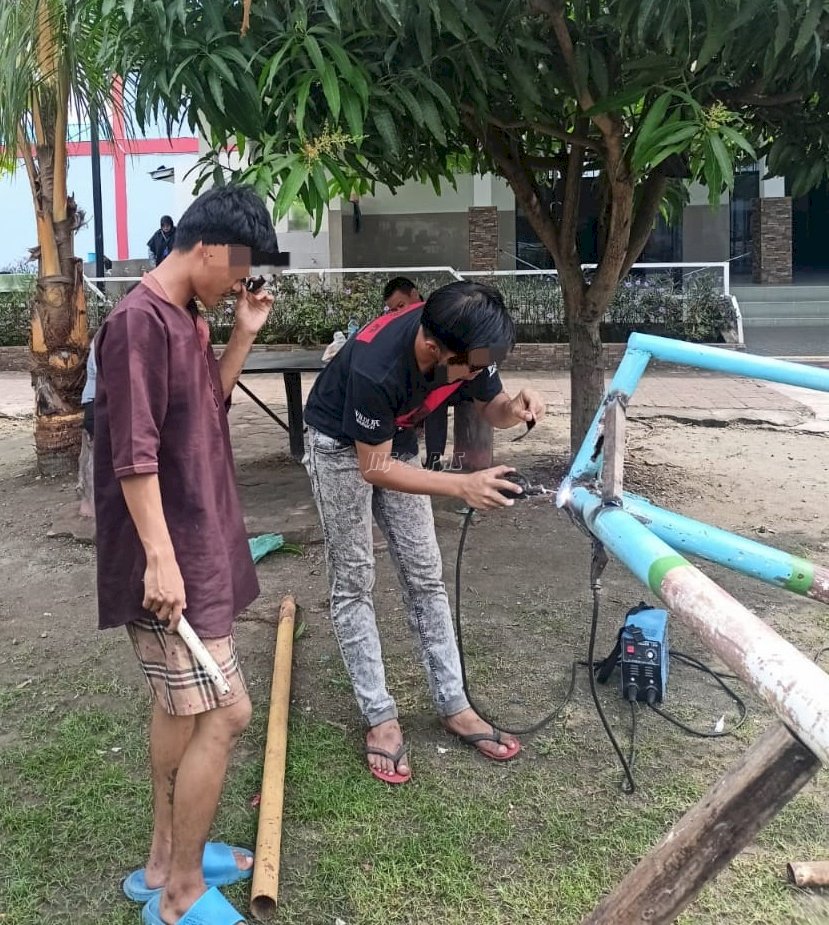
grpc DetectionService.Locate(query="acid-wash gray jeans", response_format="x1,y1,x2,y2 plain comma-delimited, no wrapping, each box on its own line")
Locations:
305,428,470,727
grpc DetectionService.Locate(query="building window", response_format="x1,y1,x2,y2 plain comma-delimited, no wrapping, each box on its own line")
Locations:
730,165,759,279
515,177,682,270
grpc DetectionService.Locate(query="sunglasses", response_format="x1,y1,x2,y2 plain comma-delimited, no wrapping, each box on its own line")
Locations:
447,345,509,371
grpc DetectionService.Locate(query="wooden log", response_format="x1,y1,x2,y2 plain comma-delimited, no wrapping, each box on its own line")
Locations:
601,398,626,505
251,595,297,920
787,861,829,888
451,399,493,472
582,724,821,925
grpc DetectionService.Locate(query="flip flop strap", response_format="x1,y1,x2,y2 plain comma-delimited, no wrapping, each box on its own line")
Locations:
459,728,502,746
365,741,408,763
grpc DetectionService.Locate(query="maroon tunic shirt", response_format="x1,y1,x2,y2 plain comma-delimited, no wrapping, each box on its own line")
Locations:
93,283,259,637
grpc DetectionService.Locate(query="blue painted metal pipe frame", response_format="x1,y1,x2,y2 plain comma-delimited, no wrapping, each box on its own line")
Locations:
620,492,828,602
563,333,829,490
559,335,829,762
561,334,829,599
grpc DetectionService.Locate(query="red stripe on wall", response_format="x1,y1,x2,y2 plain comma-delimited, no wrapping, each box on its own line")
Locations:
65,137,199,156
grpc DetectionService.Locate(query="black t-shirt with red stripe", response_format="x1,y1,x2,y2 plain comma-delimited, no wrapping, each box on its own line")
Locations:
304,304,503,457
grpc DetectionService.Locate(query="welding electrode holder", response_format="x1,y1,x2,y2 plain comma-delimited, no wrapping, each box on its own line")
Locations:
496,471,550,499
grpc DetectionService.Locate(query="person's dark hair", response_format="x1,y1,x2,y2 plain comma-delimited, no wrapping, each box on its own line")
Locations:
382,276,417,301
421,281,516,354
160,215,174,229
173,187,279,256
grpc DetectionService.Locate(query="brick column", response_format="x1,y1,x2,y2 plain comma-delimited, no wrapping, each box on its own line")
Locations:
752,197,792,284
468,206,498,271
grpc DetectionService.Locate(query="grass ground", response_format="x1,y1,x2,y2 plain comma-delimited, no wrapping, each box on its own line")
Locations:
1,417,827,924
1,660,826,925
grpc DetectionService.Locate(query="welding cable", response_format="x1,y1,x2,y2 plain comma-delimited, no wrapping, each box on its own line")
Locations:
584,579,638,794
454,508,579,736
455,505,635,785
454,504,747,794
647,651,748,737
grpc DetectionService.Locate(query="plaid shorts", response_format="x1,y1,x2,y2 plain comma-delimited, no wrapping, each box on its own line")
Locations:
126,616,248,716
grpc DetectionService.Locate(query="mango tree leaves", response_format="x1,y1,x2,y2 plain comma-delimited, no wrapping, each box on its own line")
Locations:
116,0,829,228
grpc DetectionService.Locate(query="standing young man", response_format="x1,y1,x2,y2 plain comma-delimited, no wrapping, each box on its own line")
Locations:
94,186,280,925
304,281,546,784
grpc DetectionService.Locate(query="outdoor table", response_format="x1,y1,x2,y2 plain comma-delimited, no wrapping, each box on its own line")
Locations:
238,349,326,462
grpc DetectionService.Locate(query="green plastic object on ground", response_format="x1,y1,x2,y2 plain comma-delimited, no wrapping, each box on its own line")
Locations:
248,534,285,563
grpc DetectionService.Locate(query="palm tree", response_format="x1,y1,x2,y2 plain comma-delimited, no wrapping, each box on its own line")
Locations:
0,0,123,475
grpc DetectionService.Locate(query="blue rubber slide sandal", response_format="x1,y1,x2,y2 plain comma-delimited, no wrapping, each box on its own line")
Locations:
123,842,253,902
142,886,246,924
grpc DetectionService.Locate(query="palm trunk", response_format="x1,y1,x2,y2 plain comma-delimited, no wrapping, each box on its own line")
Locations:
25,3,89,476
31,250,88,476
26,147,87,470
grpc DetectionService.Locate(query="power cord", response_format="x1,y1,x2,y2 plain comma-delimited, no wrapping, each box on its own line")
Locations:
584,542,637,793
454,503,749,794
454,508,578,736
648,651,747,738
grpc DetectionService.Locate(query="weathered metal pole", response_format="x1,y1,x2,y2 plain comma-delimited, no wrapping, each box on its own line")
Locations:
787,861,829,888
89,108,106,295
582,724,821,925
565,345,651,485
601,397,626,505
568,486,829,765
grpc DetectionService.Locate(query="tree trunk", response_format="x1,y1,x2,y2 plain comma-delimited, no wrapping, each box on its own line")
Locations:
452,399,494,471
568,313,604,452
21,7,90,476
30,255,88,476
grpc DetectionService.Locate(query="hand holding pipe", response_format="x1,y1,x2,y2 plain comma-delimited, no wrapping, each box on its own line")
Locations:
176,616,231,696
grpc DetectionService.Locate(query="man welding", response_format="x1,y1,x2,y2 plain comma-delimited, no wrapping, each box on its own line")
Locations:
303,280,546,783
381,275,464,472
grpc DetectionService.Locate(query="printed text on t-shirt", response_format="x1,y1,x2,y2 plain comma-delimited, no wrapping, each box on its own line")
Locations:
355,409,381,430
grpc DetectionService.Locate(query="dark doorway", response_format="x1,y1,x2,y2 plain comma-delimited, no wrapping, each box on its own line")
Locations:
791,182,829,276
730,166,759,281
514,175,682,270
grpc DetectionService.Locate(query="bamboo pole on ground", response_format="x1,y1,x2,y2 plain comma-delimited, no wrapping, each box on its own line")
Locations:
787,861,829,889
250,594,296,920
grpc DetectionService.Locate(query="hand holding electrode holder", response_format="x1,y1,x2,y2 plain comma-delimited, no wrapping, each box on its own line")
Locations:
497,470,551,499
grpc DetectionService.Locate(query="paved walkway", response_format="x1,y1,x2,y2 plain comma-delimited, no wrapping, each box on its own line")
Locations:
0,367,811,426
1,365,817,545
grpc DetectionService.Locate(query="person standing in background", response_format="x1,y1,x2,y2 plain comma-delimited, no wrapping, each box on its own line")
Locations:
382,276,421,314
147,215,176,267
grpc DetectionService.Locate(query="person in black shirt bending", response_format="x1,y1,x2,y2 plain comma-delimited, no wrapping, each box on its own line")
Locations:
382,275,450,469
304,281,545,784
